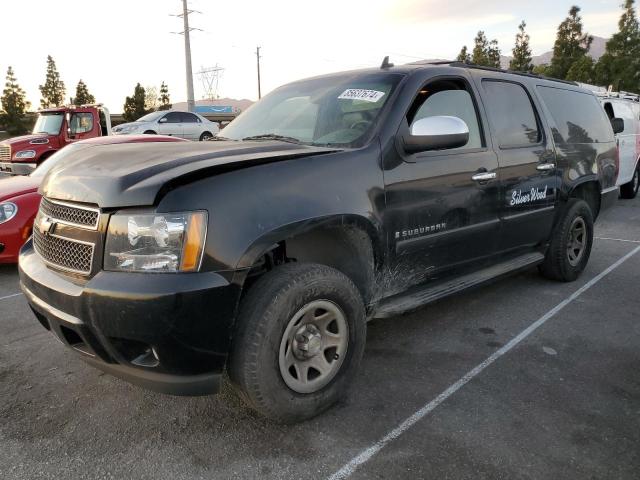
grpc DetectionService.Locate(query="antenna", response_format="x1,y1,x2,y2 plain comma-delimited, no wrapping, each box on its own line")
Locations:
380,56,394,69
197,65,225,100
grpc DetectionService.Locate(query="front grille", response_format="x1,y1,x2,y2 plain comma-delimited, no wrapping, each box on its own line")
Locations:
40,198,99,229
33,227,94,274
0,144,10,161
33,198,100,275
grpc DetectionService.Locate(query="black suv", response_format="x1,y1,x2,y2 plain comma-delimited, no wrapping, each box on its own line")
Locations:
19,62,620,422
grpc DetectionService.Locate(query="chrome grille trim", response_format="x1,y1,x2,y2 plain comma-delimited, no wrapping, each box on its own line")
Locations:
40,198,100,230
0,144,10,161
33,227,95,275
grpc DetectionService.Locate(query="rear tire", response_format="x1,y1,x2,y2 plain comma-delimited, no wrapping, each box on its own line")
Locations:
539,199,594,282
620,165,639,199
199,131,213,141
228,263,366,423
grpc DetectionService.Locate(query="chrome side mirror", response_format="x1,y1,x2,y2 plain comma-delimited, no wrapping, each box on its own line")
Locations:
404,116,469,153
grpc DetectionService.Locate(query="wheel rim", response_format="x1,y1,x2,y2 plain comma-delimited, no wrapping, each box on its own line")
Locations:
201,133,212,141
278,300,348,394
566,217,587,267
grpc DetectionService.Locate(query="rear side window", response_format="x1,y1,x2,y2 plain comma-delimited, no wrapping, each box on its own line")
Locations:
537,86,613,144
181,113,200,123
481,80,540,148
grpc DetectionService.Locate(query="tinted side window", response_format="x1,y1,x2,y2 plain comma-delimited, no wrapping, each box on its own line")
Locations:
163,112,182,123
537,86,613,144
181,113,200,123
482,80,540,147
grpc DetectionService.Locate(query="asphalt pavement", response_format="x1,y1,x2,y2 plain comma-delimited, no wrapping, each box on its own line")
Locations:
0,194,638,479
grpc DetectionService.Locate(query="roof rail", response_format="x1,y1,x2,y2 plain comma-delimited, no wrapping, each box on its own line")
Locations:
415,60,579,86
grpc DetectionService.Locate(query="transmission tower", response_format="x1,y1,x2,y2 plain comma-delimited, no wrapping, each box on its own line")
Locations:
197,65,225,100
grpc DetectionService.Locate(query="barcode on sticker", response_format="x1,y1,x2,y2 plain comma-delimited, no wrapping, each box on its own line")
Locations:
338,89,385,102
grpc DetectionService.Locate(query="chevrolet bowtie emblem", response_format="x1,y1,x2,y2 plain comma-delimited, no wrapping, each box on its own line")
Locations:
38,216,55,236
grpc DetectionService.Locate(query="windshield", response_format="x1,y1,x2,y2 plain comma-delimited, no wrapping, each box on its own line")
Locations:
30,144,83,178
221,72,403,147
135,111,164,123
32,112,64,135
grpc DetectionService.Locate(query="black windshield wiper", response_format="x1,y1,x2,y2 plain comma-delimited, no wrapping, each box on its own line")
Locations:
242,134,302,144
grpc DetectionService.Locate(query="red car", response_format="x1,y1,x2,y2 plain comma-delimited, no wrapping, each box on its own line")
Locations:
0,134,187,264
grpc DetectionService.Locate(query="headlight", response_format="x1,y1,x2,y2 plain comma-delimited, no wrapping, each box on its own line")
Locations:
104,211,207,272
116,124,139,133
15,150,36,159
0,202,18,224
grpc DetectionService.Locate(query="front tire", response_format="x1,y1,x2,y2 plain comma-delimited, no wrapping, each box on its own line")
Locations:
228,263,366,423
620,165,639,199
143,130,157,135
539,199,594,282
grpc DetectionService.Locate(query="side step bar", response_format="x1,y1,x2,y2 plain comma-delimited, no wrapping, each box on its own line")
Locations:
373,252,545,319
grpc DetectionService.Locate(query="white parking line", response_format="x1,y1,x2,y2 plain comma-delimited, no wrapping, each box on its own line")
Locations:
327,245,640,480
595,237,640,244
0,292,23,302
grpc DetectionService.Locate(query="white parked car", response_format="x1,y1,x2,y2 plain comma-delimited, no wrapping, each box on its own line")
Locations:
112,111,219,141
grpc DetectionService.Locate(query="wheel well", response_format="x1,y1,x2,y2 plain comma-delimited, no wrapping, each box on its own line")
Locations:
243,226,376,305
569,181,601,219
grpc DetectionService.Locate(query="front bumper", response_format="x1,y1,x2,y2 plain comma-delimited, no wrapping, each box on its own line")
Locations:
0,161,37,175
19,239,242,396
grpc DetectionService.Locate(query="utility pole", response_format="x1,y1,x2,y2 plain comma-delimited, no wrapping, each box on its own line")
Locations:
256,46,262,99
182,0,195,112
171,1,200,112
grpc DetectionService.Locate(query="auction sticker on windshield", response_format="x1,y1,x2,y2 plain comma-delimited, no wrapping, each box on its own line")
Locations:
338,89,386,102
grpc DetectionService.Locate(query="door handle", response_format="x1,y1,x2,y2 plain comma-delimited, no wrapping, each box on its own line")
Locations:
471,172,497,182
536,163,556,171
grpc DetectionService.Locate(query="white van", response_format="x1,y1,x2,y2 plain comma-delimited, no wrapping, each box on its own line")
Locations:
599,98,639,200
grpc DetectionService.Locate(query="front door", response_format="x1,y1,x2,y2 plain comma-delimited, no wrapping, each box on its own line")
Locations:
383,76,501,294
474,77,558,252
157,112,184,137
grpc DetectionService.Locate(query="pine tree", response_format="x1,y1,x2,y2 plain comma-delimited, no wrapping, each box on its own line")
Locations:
159,81,171,111
487,39,501,68
39,55,66,108
595,0,640,92
1,66,31,135
548,6,593,79
123,83,148,122
471,31,501,68
510,21,533,72
566,56,595,83
456,46,471,63
72,80,95,106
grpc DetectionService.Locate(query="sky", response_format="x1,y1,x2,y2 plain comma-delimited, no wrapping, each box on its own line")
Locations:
0,0,631,113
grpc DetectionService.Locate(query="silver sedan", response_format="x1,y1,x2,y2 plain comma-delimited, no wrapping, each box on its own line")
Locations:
112,111,219,141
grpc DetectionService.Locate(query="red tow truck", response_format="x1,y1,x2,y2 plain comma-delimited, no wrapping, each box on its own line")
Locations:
0,104,111,175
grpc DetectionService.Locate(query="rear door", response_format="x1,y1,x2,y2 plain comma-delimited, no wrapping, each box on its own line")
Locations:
181,112,202,140
475,76,558,252
157,112,184,137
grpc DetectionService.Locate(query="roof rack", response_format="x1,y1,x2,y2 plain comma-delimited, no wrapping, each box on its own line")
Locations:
576,82,640,102
413,60,579,86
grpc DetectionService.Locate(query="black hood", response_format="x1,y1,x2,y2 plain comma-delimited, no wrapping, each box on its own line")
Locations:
41,141,339,208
